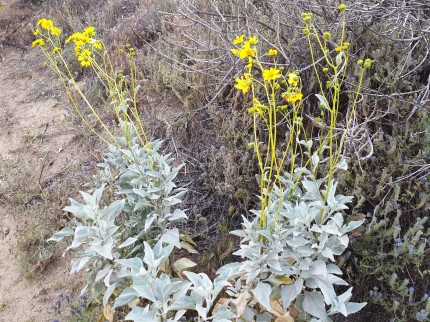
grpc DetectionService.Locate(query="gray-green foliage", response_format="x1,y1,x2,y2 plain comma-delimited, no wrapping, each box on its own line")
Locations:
49,126,365,321
49,127,188,302
214,156,366,321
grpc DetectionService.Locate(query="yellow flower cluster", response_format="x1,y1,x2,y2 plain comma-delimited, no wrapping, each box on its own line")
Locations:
282,90,303,103
32,19,62,47
282,73,303,103
231,35,258,59
335,42,350,52
234,73,252,94
65,26,102,67
248,98,268,116
263,67,281,81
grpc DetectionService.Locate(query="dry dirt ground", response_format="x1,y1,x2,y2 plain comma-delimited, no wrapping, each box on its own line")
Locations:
0,1,86,321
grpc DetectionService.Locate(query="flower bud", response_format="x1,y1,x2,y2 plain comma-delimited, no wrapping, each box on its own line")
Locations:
338,3,346,10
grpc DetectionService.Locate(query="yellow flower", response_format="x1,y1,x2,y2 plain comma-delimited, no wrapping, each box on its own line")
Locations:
234,76,251,94
65,33,78,44
335,46,343,52
247,36,258,45
268,49,278,57
78,49,92,67
282,91,303,103
33,28,40,36
93,40,103,50
287,73,299,87
31,38,45,47
363,59,372,69
303,28,310,35
231,48,240,56
301,13,312,25
263,68,281,81
83,26,96,37
51,27,62,36
247,57,253,71
233,34,245,45
338,3,346,10
37,19,54,30
238,44,255,59
323,32,331,40
51,47,61,55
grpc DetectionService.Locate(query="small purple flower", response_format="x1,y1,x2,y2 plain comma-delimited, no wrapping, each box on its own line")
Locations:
409,286,415,292
416,312,428,321
395,239,403,247
369,290,374,296
417,217,422,221
53,320,59,322
423,293,429,300
80,303,86,308
57,292,64,298
409,245,414,251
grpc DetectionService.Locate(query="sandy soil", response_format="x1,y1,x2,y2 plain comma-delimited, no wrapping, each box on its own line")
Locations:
0,2,85,321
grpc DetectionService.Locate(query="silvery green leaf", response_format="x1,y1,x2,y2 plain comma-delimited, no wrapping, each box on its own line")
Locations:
286,235,309,248
267,259,282,272
71,256,91,273
302,291,327,320
125,305,158,322
341,220,364,234
326,264,342,275
281,277,303,308
103,282,116,306
100,199,125,222
118,237,137,248
169,296,195,311
252,282,272,311
184,271,204,289
315,94,330,110
173,310,187,321
93,237,114,259
68,226,92,249
321,248,334,261
216,262,242,279
345,302,367,315
160,228,180,247
167,209,188,223
63,202,89,220
116,257,143,270
335,52,343,66
321,222,341,236
257,229,273,241
144,214,156,232
336,159,348,170
134,283,157,303
212,305,236,320
196,303,209,320
311,153,319,172
294,167,312,176
48,227,74,242
147,171,162,178
332,213,344,228
95,265,112,282
314,278,337,305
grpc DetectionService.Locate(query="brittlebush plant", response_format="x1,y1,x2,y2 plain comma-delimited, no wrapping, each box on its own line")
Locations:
230,4,372,230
